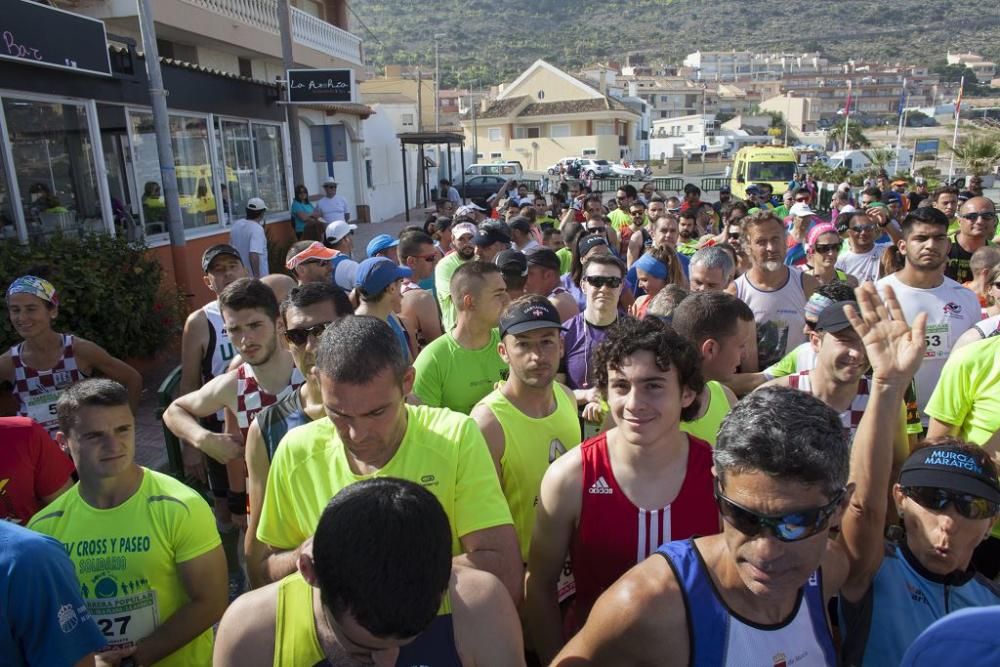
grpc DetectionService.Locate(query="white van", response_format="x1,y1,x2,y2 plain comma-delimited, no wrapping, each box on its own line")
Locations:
464,161,524,179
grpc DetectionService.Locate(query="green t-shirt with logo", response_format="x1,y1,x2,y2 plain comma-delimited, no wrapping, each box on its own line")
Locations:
412,329,509,414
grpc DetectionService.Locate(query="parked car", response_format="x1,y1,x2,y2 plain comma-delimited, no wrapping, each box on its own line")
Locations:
547,157,579,175
578,158,612,179
464,162,523,180
609,162,644,179
461,175,506,200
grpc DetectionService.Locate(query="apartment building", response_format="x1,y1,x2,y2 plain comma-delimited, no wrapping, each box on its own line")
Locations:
947,52,998,82
683,50,829,81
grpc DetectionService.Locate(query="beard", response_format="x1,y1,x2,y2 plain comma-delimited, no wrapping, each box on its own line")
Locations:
762,261,782,272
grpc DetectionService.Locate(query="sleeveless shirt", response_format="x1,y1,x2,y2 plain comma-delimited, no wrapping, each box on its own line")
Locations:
680,380,730,445
235,363,305,440
10,334,87,436
735,267,808,369
786,371,871,445
273,572,461,667
477,384,581,561
254,389,313,461
566,432,718,632
659,539,837,666
202,301,236,422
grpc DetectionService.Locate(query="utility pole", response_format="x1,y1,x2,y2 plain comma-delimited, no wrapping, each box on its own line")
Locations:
416,67,423,132
277,0,304,189
137,0,192,300
434,34,446,132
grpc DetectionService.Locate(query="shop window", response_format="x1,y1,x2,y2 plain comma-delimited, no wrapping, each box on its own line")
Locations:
252,123,288,212
3,97,103,241
220,120,255,217
129,111,217,236
0,140,14,242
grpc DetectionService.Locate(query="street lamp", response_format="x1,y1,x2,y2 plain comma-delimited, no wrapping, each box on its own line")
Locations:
434,33,446,132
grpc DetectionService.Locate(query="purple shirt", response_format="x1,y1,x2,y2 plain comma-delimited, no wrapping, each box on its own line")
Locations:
560,272,586,311
561,312,615,390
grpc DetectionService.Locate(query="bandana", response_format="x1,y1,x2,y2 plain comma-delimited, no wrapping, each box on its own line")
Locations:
633,253,669,280
6,275,58,306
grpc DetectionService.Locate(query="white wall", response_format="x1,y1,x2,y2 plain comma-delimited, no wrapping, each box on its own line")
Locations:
297,110,356,220
196,46,241,75
362,107,420,222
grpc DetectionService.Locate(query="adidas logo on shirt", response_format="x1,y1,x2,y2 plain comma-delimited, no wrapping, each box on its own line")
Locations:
588,476,613,495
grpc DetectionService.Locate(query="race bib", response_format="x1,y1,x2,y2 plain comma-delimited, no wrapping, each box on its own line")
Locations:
557,556,576,604
24,390,59,428
87,590,159,649
924,324,950,359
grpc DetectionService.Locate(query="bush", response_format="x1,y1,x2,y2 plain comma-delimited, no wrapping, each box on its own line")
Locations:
0,233,186,359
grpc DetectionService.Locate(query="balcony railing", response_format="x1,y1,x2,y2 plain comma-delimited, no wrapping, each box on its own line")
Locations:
179,0,362,64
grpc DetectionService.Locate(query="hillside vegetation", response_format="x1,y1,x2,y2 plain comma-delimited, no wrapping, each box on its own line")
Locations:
351,0,1000,89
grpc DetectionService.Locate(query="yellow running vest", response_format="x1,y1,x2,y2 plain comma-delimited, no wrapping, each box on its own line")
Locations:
477,384,581,561
680,380,731,446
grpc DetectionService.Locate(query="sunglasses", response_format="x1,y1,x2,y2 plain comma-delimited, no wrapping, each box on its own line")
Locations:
849,223,876,233
813,243,841,254
300,259,330,267
587,226,607,234
630,210,645,216
284,321,333,346
960,212,998,222
902,486,999,520
583,275,622,289
715,481,845,542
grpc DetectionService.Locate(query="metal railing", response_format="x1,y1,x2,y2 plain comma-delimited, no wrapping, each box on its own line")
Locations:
179,0,363,64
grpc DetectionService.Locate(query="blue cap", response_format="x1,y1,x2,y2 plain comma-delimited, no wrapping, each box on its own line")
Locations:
354,257,412,295
901,607,1000,666
366,233,400,258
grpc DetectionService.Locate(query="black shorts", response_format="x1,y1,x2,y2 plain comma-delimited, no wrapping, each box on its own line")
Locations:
200,416,229,498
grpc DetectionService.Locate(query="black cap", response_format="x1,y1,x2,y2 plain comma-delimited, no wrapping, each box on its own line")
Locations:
509,216,532,234
495,249,527,276
499,298,566,338
525,246,561,271
814,300,858,334
475,226,512,247
899,445,1000,504
577,234,608,257
201,244,242,272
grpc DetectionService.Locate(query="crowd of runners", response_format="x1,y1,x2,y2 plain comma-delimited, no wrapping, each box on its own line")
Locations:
2,173,1000,666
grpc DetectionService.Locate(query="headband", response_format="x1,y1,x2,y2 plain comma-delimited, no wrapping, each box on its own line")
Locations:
6,275,58,306
633,253,669,281
806,223,839,249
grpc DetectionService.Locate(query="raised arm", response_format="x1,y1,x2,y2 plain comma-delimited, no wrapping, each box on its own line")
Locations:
838,283,926,602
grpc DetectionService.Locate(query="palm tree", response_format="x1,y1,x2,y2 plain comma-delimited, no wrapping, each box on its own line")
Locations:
948,132,1000,176
861,147,896,173
828,119,870,150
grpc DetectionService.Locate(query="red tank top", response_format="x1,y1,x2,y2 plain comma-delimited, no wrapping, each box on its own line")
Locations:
234,363,305,441
566,431,718,632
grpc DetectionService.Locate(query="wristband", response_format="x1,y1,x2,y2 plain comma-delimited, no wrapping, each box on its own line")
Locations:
226,491,248,515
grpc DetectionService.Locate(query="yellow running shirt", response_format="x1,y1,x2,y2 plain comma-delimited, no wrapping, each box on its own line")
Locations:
28,469,220,667
256,405,513,555
680,380,733,446
477,384,581,560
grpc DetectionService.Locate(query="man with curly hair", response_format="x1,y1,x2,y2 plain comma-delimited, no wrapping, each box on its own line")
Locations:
524,317,720,664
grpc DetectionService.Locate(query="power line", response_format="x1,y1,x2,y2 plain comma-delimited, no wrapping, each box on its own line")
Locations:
344,1,386,50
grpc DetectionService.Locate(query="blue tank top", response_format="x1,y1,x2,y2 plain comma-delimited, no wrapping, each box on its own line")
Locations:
394,614,461,666
658,539,837,666
387,314,412,361
839,541,1000,666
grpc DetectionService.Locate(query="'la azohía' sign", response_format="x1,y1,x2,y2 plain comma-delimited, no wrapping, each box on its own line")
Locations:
287,69,354,104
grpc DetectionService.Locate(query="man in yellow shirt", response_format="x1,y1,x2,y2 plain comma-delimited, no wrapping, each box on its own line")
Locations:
472,296,581,561
29,379,226,667
255,315,523,603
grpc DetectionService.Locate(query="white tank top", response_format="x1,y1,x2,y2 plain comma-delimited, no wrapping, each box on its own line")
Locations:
202,301,236,422
735,267,808,369
724,582,833,666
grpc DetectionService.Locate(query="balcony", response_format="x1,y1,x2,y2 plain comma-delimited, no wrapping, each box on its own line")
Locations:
179,0,362,64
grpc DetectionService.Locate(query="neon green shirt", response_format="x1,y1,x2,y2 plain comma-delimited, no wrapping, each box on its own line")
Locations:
556,247,573,275
477,384,581,560
257,406,513,555
608,209,631,233
434,252,468,332
680,380,732,446
412,329,508,414
29,469,220,666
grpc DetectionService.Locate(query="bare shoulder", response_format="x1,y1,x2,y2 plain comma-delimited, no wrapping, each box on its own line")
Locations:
543,441,584,493
215,584,279,667
450,567,525,665
556,554,689,666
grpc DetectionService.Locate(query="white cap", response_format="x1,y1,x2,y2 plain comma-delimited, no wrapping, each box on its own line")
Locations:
323,177,338,186
789,202,816,218
325,219,357,243
246,197,267,211
840,204,857,214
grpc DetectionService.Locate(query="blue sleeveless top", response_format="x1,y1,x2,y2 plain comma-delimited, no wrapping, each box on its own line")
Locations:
658,539,837,666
